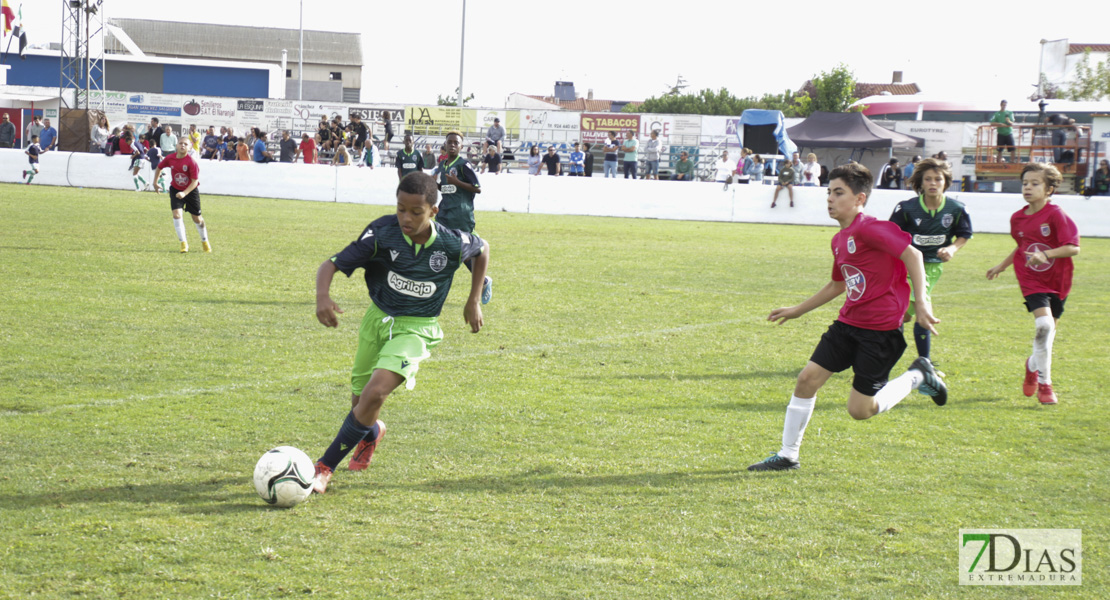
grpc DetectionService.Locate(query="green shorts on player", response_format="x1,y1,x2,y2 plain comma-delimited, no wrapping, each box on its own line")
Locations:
905,262,943,318
350,301,443,394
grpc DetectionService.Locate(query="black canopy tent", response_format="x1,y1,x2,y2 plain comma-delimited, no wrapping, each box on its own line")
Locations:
786,111,924,162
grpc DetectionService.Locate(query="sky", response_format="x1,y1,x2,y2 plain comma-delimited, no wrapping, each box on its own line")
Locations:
12,0,1110,108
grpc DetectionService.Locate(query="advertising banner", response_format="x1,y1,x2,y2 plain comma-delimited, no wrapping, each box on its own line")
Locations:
468,109,521,137
580,113,640,145
406,106,464,136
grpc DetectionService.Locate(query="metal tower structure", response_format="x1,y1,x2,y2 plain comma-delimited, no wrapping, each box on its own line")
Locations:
60,0,106,112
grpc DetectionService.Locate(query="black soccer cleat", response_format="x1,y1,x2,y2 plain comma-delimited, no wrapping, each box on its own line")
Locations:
910,356,947,406
747,453,799,472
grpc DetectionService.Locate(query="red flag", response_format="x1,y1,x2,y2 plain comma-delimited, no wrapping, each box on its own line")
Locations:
1,1,15,35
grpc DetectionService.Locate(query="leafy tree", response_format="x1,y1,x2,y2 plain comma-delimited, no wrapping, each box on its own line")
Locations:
625,87,810,116
1064,50,1110,101
807,64,859,113
437,88,475,107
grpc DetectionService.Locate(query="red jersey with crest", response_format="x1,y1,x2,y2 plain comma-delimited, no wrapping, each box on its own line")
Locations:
156,153,200,191
830,213,912,331
1009,202,1080,299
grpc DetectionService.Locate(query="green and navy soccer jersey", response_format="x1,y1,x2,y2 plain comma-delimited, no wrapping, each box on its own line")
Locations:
889,196,973,262
395,149,425,177
432,156,481,233
330,215,486,318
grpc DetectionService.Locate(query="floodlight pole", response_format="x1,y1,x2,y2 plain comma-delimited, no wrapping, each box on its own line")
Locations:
458,0,466,107
298,0,303,101
1037,38,1046,99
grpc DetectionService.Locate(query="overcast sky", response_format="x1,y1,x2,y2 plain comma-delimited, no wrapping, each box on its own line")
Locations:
13,0,1110,107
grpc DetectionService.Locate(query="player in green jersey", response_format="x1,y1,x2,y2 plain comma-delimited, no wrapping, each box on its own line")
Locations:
433,130,493,304
311,172,490,494
889,157,972,363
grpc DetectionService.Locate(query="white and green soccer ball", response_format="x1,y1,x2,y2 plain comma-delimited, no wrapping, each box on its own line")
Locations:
253,446,314,508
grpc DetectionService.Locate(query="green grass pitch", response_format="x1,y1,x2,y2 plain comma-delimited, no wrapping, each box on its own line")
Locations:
1,183,1106,598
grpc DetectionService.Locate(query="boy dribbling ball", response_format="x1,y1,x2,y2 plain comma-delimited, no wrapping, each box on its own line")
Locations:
986,163,1080,405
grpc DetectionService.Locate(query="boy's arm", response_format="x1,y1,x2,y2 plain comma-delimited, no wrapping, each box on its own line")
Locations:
768,280,846,325
986,248,1017,279
1026,244,1080,266
315,259,344,327
176,176,200,198
902,245,939,334
936,237,970,262
463,241,490,333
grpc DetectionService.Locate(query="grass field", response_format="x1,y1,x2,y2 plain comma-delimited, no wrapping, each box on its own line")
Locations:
1,183,1107,599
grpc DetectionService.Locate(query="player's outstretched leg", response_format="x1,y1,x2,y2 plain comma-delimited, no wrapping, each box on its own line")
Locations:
314,411,371,493
750,363,828,471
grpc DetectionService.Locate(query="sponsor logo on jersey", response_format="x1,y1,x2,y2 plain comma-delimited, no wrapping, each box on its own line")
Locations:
847,236,857,254
387,271,437,298
429,250,448,272
173,173,189,187
1040,224,1051,237
841,265,866,301
941,213,954,228
460,233,471,245
390,250,400,261
914,234,947,246
441,184,457,194
449,168,458,177
915,218,922,226
403,162,416,169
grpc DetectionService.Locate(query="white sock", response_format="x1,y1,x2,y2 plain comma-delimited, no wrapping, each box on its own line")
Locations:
874,369,923,414
173,218,187,242
1033,316,1056,384
778,395,816,461
195,222,208,242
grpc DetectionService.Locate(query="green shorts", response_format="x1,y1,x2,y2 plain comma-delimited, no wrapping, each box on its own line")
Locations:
905,262,943,317
350,302,443,395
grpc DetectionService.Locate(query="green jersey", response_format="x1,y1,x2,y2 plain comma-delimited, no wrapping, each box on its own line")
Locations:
433,156,481,233
395,149,425,177
331,215,486,318
991,109,1015,136
889,196,973,263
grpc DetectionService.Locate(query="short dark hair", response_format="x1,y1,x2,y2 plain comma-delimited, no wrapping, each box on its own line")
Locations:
398,171,439,206
828,162,873,198
151,117,159,124
1021,163,1063,192
907,157,952,194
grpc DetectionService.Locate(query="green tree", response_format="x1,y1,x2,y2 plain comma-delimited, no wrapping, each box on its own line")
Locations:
625,87,810,116
808,64,859,113
1064,51,1110,101
436,88,475,107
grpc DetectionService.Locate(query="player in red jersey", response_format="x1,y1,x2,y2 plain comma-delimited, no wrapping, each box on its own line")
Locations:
154,138,211,253
986,163,1080,405
749,163,947,471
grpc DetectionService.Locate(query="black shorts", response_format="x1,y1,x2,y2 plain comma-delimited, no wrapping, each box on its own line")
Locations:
997,133,1015,152
170,187,202,215
1024,293,1065,318
810,321,907,396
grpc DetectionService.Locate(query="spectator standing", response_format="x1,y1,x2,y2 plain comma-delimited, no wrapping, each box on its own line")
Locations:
748,154,765,184
296,133,318,164
1048,114,1075,164
351,113,369,153
527,145,542,175
792,153,805,186
378,111,394,158
25,115,44,148
568,142,585,176
481,145,502,175
159,125,178,156
819,165,830,187
1093,160,1110,196
715,150,735,190
772,159,795,207
223,128,239,161
878,158,902,189
187,124,202,155
902,156,920,189
583,143,595,177
39,118,59,152
236,138,250,161
484,117,506,154
642,130,662,180
734,148,753,184
253,132,275,163
990,99,1017,163
91,115,110,153
278,131,297,163
422,144,437,172
621,131,639,179
671,150,694,181
802,153,821,186
396,134,424,179
603,131,620,178
542,145,562,176
317,120,333,153
0,112,16,148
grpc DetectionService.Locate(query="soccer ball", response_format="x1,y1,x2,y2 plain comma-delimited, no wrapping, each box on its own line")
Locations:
253,446,315,508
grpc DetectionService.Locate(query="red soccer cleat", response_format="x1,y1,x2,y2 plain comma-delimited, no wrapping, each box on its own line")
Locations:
1037,383,1058,405
1023,358,1038,397
312,461,333,494
348,420,386,471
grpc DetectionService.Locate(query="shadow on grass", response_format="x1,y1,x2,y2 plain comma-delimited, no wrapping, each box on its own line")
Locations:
582,370,799,382
380,467,751,495
0,477,262,514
